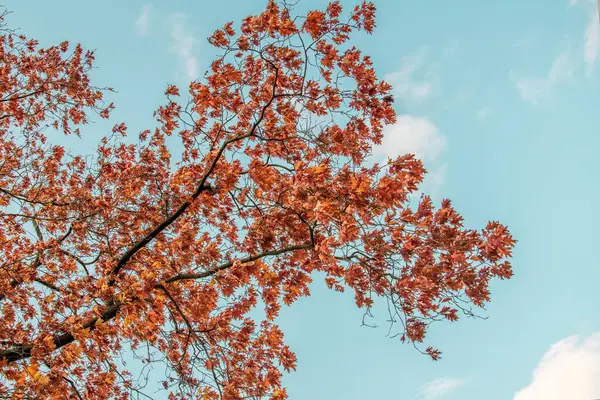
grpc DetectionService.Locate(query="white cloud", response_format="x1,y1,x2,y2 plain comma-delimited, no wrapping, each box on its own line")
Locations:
415,377,465,399
513,50,574,105
584,11,600,73
385,49,434,102
374,116,447,196
514,334,600,400
168,13,199,82
135,4,152,37
374,116,447,193
568,0,600,73
569,0,597,6
374,116,445,162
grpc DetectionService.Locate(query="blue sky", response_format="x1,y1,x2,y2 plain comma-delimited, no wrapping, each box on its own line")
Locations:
5,0,600,398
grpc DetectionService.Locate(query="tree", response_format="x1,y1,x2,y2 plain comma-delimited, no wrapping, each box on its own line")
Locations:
0,2,515,399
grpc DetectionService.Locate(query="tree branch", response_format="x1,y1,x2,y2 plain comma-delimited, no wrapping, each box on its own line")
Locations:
164,242,313,284
0,300,121,363
0,241,312,364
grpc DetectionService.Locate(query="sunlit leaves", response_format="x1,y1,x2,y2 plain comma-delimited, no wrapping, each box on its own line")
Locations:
0,2,514,399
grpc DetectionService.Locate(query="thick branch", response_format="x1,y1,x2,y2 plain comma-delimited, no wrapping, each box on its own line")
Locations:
107,131,250,281
0,301,121,363
109,65,279,280
0,241,312,364
107,137,242,281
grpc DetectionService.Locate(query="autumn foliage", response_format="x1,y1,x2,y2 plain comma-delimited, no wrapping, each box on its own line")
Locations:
0,2,514,399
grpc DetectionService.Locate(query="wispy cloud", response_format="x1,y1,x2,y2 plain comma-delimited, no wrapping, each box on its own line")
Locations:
513,0,600,102
513,334,600,400
415,377,466,399
168,13,199,82
584,11,600,74
513,50,574,105
385,49,435,103
569,0,600,74
135,4,152,37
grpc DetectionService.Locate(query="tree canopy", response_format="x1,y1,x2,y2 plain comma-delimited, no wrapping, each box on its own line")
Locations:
0,2,514,399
